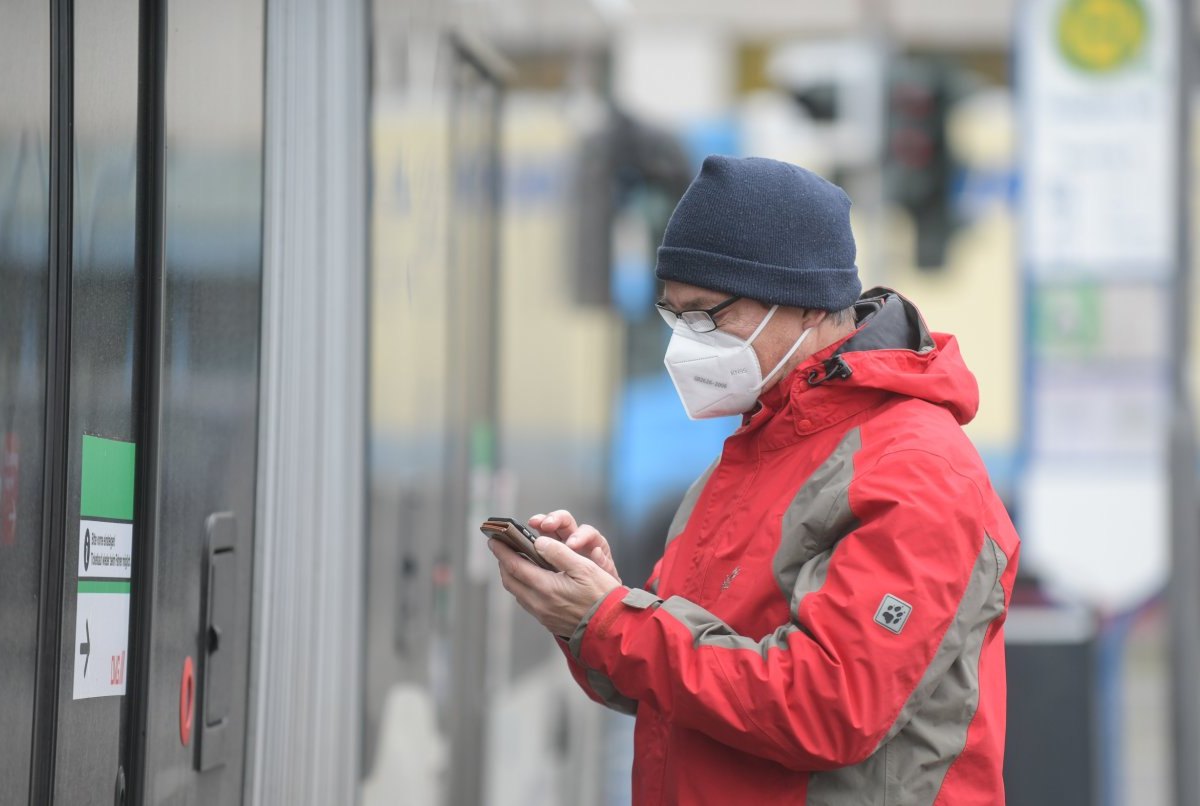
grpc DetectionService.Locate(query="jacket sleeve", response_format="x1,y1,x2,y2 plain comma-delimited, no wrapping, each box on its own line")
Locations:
570,450,1009,771
553,555,667,715
554,637,637,715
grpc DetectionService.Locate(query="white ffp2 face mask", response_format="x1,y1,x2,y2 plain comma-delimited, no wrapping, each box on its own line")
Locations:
663,305,813,420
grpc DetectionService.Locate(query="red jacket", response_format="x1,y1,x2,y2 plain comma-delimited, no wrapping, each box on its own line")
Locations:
561,289,1019,805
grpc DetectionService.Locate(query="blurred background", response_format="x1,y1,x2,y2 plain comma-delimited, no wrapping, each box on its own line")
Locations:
1,0,1197,804
367,1,1186,804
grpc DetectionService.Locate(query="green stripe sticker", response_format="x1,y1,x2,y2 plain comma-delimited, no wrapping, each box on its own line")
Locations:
77,580,131,595
81,435,136,521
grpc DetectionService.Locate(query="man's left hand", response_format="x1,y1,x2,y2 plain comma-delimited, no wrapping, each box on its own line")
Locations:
489,535,622,638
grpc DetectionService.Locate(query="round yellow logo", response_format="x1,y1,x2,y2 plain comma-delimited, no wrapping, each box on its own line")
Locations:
1057,0,1147,73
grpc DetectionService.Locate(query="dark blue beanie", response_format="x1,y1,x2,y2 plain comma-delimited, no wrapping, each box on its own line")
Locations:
655,155,861,310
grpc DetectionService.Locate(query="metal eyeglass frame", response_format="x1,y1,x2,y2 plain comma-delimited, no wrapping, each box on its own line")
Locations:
655,295,742,333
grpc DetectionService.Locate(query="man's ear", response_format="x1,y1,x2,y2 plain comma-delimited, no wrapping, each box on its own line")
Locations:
800,308,829,330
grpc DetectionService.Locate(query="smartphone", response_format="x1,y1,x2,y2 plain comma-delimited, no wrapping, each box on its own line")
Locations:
480,516,556,571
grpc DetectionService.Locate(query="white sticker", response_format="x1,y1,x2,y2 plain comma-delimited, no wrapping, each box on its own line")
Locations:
72,589,129,699
1021,0,1178,278
73,523,132,699
78,519,133,579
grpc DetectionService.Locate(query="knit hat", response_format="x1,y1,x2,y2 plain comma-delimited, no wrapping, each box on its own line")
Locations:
655,155,861,310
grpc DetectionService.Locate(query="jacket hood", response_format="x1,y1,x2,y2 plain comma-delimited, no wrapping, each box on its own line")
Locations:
754,287,979,439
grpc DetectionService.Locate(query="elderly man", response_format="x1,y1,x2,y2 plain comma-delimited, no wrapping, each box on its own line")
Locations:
490,155,1019,805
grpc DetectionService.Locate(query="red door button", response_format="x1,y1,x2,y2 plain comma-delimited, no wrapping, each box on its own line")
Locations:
180,656,195,746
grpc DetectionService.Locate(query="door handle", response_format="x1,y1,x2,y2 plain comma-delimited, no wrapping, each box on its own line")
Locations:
196,512,237,771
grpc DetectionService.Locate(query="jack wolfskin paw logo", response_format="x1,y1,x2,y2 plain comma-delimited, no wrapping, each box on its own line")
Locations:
874,594,913,634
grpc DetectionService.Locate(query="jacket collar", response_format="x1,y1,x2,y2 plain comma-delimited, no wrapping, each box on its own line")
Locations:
739,288,947,449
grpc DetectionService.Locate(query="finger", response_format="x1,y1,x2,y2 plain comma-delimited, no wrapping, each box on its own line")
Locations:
565,524,604,553
508,551,553,588
488,538,520,562
496,564,543,616
489,539,523,582
589,545,619,580
491,551,560,624
490,539,548,586
539,509,578,538
529,513,567,543
497,559,536,596
533,535,591,576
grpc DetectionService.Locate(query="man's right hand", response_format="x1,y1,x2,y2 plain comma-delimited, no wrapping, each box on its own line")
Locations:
529,509,622,585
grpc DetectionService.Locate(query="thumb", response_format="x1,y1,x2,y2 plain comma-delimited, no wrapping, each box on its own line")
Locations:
534,536,586,574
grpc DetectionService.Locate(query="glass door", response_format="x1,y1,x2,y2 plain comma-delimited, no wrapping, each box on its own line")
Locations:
49,3,144,800
0,2,52,801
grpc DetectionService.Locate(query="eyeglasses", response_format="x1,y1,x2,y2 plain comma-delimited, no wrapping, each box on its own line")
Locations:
655,295,742,333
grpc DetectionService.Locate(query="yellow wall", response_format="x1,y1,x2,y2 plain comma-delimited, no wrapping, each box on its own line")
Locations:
498,98,622,438
881,208,1019,452
371,98,452,437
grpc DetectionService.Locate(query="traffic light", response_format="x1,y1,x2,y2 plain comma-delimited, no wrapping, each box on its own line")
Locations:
885,57,959,270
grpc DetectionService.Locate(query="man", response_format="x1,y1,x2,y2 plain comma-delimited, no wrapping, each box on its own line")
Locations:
490,155,1019,805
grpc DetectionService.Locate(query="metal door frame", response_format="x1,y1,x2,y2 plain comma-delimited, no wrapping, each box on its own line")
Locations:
124,0,167,799
444,32,507,806
29,0,76,797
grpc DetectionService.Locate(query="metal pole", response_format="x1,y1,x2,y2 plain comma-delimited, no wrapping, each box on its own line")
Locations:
862,0,891,287
1170,2,1200,805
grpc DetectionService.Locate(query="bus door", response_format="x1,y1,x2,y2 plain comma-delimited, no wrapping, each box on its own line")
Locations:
0,2,264,803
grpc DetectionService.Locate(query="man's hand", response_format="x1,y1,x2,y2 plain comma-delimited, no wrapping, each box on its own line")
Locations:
529,510,621,584
489,534,622,638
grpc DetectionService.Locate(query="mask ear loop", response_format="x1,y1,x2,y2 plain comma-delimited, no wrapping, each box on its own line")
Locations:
757,326,814,390
744,305,779,345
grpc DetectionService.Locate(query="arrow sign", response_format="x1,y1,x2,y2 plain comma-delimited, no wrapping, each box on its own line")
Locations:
79,620,91,676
